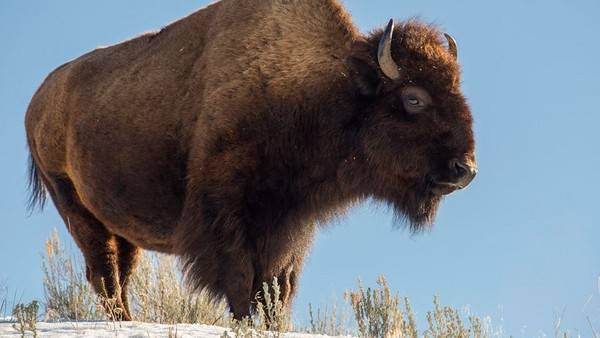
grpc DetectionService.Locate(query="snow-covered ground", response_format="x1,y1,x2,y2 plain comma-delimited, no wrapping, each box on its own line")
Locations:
0,321,345,337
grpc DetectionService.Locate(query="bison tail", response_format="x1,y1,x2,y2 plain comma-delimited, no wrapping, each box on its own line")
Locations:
27,153,47,213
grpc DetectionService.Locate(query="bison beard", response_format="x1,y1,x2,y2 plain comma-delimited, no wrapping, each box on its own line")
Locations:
389,178,443,230
24,0,475,323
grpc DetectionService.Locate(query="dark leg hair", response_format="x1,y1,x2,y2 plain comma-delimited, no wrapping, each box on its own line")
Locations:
115,236,140,318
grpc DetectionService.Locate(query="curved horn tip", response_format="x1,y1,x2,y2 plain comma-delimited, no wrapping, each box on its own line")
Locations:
444,33,458,60
377,18,401,80
385,19,395,34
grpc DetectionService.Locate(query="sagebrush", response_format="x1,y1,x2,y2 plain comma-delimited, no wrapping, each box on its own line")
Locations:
37,231,587,337
43,230,228,325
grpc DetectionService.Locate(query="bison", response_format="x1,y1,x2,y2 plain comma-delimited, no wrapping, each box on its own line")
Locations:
25,0,476,321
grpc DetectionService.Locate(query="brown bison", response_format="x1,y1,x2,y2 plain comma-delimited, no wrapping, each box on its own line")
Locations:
25,0,476,321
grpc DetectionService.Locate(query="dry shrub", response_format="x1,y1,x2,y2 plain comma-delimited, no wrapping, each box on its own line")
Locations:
128,252,229,325
42,231,128,323
42,231,516,337
42,230,101,321
306,302,350,336
42,230,228,325
346,276,500,338
221,278,294,338
424,296,483,338
254,277,289,334
346,276,411,338
12,300,39,337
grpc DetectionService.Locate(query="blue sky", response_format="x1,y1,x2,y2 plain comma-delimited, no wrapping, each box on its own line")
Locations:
1,0,599,335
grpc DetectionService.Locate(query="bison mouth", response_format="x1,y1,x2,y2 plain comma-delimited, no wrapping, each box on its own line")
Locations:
428,179,465,196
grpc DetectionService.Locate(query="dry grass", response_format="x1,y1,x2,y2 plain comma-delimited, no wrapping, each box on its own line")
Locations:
424,296,485,338
221,278,291,338
346,276,414,338
344,276,507,338
0,281,7,320
11,301,39,337
254,277,289,334
38,231,594,337
42,229,228,326
42,230,101,321
305,301,350,336
128,252,229,325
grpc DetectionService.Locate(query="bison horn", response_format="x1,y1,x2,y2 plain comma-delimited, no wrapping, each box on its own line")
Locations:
377,19,401,80
444,33,458,60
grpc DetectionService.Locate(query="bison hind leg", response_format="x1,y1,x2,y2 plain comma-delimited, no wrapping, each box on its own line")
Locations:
43,175,132,320
115,236,140,317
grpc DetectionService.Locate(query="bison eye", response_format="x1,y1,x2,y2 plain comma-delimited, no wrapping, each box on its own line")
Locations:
407,97,420,106
401,86,432,114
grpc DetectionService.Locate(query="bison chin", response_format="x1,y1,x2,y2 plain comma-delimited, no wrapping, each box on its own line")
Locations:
387,180,443,231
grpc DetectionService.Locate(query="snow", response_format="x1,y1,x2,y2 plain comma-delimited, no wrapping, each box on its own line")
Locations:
0,321,347,337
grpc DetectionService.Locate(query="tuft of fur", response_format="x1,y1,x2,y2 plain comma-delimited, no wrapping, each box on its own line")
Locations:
27,154,47,213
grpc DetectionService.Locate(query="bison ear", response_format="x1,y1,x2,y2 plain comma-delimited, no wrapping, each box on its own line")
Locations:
347,56,382,99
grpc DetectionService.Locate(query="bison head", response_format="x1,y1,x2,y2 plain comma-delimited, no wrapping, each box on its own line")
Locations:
347,19,477,228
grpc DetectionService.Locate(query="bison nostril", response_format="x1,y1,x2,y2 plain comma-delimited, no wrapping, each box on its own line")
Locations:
449,158,476,185
452,160,465,176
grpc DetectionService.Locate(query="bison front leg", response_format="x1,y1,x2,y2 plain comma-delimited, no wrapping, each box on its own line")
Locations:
252,230,314,330
176,227,256,320
178,144,314,322
222,250,256,320
175,195,257,320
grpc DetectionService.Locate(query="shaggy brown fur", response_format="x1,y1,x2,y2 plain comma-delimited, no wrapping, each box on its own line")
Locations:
25,0,476,320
